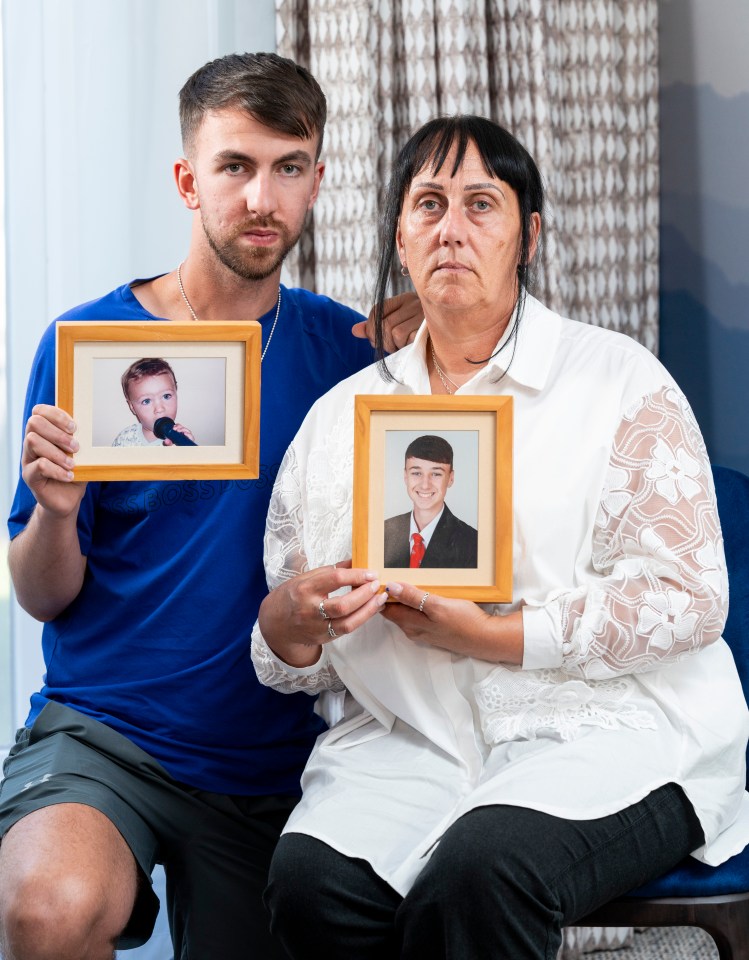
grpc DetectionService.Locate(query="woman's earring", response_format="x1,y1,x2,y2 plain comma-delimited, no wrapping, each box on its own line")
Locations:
400,264,409,277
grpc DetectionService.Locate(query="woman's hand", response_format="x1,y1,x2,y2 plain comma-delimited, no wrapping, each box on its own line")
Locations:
258,560,389,668
381,582,524,665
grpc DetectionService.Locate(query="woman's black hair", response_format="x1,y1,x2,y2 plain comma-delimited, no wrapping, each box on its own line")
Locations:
373,115,544,373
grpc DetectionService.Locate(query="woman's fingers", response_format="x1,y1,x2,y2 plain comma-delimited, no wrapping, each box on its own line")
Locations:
315,572,380,620
320,582,388,641
260,562,385,650
384,581,438,616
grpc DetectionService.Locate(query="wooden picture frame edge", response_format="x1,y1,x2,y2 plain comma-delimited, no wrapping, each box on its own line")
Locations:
353,394,513,603
55,320,261,481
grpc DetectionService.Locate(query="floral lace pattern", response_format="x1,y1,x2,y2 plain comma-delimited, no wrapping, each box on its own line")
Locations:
256,384,727,706
559,386,727,678
475,667,656,744
264,400,356,587
255,401,356,695
250,623,344,695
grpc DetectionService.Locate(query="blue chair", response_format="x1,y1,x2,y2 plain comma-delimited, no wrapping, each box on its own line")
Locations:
578,465,749,958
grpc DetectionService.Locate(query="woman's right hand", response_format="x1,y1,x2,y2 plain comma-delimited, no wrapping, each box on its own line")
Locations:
21,404,87,516
258,561,388,668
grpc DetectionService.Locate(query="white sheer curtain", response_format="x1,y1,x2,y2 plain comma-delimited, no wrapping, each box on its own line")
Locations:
2,0,275,740
2,4,275,957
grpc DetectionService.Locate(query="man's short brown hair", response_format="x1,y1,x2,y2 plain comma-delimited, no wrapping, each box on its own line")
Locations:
179,52,327,159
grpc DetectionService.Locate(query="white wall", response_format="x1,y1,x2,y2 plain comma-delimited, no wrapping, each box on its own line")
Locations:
1,0,275,741
2,7,275,958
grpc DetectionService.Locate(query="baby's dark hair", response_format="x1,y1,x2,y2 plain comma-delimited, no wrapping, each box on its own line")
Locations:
404,435,454,468
121,358,177,400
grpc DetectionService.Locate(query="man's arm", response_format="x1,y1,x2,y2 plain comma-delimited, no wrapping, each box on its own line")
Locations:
9,404,88,621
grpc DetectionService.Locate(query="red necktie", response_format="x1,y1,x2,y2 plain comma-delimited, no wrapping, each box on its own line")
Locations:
410,532,426,568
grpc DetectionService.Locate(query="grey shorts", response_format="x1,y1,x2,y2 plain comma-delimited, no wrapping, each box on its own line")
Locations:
0,701,298,955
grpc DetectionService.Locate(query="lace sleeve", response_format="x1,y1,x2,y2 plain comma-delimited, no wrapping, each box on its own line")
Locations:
264,443,310,589
254,441,345,694
558,385,728,679
251,623,345,695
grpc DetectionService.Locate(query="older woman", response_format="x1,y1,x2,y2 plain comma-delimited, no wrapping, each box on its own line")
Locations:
251,116,749,960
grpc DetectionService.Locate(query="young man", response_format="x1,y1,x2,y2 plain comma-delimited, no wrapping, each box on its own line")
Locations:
0,52,419,960
384,435,478,569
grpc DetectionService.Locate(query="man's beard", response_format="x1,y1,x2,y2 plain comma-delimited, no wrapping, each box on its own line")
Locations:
202,216,303,281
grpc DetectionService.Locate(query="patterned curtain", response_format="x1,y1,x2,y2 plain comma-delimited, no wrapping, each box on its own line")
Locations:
277,0,659,350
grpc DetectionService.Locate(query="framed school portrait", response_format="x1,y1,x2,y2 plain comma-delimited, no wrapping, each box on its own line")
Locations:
353,394,513,602
56,321,261,480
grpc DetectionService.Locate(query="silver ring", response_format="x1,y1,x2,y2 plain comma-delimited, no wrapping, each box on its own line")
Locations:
319,600,330,620
327,621,338,640
418,592,430,614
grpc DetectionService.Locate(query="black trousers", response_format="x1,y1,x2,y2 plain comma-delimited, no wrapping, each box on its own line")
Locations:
265,782,705,960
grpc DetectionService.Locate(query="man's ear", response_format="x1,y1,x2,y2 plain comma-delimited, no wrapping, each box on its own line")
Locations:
307,161,325,211
175,157,200,211
447,470,455,488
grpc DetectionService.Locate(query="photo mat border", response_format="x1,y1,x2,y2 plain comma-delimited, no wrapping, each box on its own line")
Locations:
56,320,261,480
353,394,513,602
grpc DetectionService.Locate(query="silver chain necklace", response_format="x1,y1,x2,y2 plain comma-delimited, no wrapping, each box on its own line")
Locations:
429,338,462,395
177,261,281,362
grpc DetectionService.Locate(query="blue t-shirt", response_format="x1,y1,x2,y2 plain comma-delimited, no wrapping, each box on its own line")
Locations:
8,280,375,795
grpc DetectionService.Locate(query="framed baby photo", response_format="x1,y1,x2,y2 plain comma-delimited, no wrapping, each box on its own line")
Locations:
352,395,513,602
56,321,261,480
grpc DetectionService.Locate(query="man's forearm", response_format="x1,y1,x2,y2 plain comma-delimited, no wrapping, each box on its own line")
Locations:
9,506,87,621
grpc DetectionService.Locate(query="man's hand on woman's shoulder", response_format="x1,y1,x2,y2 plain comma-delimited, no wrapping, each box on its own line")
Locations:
351,292,423,352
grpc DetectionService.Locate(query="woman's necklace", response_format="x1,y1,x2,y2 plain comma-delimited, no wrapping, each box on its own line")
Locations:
429,338,462,395
177,261,281,362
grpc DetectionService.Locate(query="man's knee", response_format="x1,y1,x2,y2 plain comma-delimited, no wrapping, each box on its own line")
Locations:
0,864,128,960
0,806,139,960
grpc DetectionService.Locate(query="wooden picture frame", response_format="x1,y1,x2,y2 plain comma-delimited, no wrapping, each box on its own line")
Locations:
353,395,513,602
56,321,261,480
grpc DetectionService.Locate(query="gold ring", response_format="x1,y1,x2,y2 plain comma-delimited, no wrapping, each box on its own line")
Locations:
327,621,338,640
319,600,330,620
418,592,430,613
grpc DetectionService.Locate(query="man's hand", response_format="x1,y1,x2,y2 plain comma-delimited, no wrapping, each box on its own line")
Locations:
10,404,88,621
351,292,423,352
258,561,388,668
21,404,87,517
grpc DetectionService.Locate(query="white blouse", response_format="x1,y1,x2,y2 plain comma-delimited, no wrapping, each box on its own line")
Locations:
252,295,749,896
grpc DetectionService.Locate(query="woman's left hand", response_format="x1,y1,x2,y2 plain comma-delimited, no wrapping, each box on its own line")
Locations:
381,582,523,664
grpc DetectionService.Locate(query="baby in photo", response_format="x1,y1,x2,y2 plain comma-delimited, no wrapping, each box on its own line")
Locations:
112,358,196,447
